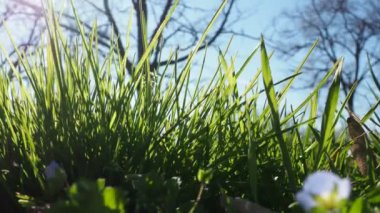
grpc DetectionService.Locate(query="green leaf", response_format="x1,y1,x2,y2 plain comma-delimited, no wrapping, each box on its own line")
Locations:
197,168,213,184
103,187,124,212
349,198,363,213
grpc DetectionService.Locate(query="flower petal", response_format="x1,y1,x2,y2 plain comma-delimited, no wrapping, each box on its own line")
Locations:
337,178,351,199
296,190,316,211
296,171,351,211
303,171,339,196
45,161,60,179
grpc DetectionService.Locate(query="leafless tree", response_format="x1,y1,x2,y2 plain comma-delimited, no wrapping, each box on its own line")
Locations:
273,0,380,112
1,0,253,77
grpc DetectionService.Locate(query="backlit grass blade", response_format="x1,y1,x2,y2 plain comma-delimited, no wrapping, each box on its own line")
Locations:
236,43,260,78
245,100,258,202
333,81,358,127
367,53,380,93
278,40,319,103
314,59,343,169
305,92,318,146
361,98,380,123
260,37,296,192
134,0,179,75
281,60,340,125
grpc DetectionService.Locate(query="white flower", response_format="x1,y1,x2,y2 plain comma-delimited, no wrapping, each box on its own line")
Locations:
296,171,351,212
45,161,61,179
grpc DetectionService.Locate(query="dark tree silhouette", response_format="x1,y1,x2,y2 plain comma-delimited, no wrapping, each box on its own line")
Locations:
273,0,380,112
1,0,252,77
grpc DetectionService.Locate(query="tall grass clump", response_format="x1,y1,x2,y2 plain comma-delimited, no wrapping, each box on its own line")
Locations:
1,1,380,212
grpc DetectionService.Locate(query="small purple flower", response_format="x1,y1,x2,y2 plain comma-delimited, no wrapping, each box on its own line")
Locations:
45,161,61,179
44,160,67,197
296,171,351,212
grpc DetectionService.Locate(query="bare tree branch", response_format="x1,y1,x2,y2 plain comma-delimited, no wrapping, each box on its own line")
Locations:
103,0,134,74
158,0,236,67
2,0,251,79
273,0,380,111
149,0,173,44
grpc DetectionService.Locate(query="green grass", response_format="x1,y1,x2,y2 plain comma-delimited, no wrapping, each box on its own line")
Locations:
1,1,380,212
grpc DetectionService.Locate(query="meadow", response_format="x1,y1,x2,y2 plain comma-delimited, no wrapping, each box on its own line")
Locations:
1,1,380,212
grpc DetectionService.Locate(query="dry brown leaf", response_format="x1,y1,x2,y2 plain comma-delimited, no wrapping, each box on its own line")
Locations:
346,111,368,175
